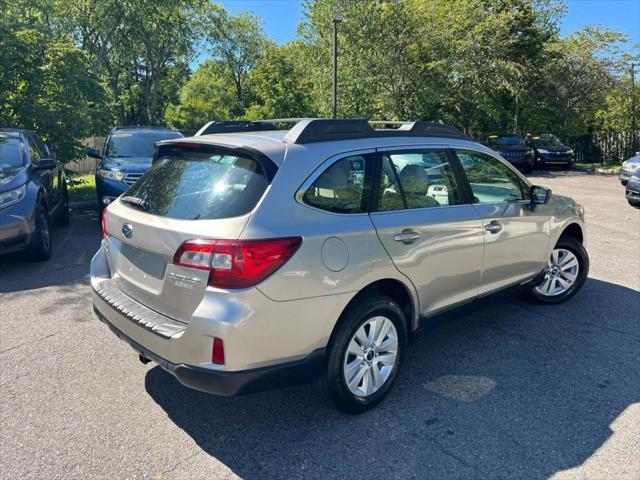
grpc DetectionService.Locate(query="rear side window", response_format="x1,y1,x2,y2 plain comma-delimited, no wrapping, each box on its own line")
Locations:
302,155,371,214
124,145,270,220
377,149,464,211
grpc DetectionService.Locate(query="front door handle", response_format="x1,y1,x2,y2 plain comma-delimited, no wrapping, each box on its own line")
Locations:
393,230,421,244
484,221,503,234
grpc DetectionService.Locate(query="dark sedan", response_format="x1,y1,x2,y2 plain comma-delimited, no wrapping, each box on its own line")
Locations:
526,134,574,170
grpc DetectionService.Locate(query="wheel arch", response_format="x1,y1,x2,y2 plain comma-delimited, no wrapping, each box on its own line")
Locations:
560,222,583,244
328,278,418,348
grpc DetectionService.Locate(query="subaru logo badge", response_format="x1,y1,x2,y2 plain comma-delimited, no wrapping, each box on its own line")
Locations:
122,224,134,239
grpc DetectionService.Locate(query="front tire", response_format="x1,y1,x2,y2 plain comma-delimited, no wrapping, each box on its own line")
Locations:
24,204,52,262
54,187,70,226
322,295,407,414
528,235,588,304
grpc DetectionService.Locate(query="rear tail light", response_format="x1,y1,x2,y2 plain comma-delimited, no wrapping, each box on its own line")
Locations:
173,237,302,289
101,208,108,238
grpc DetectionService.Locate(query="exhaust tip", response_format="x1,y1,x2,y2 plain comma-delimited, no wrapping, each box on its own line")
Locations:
139,353,151,365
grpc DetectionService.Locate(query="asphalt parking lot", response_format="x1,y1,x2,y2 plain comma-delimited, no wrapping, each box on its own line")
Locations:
1,170,639,480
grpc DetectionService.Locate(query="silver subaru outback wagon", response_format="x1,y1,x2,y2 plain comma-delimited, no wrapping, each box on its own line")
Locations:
91,119,589,413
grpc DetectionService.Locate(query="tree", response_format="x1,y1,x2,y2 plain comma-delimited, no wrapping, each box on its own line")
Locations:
244,42,314,119
206,10,268,113
164,60,236,131
0,3,107,162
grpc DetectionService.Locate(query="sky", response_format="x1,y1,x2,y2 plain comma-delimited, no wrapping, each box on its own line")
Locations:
217,0,640,46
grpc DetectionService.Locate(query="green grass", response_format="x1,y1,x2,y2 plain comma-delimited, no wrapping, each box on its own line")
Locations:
67,173,96,203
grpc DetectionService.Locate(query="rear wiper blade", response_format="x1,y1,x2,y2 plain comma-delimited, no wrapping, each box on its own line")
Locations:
121,195,151,211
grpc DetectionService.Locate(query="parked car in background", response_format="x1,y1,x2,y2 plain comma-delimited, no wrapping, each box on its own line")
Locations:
91,119,588,413
625,170,640,208
619,152,640,185
484,134,535,173
525,134,574,170
0,129,69,261
88,126,183,209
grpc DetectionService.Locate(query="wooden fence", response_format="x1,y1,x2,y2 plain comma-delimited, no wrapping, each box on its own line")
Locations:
65,137,105,174
569,131,639,164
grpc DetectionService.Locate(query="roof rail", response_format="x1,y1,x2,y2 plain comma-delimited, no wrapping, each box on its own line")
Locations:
283,119,470,144
112,125,177,131
195,120,283,136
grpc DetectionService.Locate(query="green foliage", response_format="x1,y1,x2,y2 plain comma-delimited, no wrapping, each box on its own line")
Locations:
2,0,637,163
0,4,107,162
165,60,236,130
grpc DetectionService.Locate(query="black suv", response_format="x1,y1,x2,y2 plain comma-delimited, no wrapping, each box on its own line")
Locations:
0,129,69,260
526,134,574,170
485,134,535,173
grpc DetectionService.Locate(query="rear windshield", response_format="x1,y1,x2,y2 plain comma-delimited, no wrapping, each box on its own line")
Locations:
106,131,183,158
0,136,24,171
124,145,270,220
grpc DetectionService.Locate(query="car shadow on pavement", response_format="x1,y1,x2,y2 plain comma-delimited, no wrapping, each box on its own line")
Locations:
0,209,101,293
145,278,640,479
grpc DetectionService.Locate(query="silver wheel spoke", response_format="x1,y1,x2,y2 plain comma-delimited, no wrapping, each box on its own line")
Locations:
344,358,362,379
374,318,391,346
370,363,383,389
347,339,363,358
551,250,560,265
354,326,368,347
377,352,397,366
378,336,398,353
561,257,578,271
348,364,368,390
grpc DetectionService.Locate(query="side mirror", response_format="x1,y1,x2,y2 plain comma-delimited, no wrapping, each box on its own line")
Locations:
34,158,57,170
87,147,101,159
531,185,551,206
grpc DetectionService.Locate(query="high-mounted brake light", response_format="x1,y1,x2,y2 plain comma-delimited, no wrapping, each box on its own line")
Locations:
101,208,108,238
173,237,302,289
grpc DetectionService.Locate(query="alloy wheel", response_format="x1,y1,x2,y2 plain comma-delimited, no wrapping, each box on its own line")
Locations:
535,248,579,297
343,316,398,397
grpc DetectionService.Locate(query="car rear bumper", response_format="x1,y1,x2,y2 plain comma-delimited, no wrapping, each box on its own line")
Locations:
93,304,324,396
90,242,349,393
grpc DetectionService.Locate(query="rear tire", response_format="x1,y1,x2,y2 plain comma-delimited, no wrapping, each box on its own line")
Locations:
528,235,588,304
24,203,52,262
54,187,70,226
322,295,407,414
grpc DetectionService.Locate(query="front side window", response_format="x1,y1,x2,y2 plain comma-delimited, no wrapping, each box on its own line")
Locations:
27,136,42,163
456,150,530,204
377,149,464,211
302,155,370,214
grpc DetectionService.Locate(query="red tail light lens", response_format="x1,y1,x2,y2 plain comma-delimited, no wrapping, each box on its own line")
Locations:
101,208,108,238
212,337,225,364
173,237,302,289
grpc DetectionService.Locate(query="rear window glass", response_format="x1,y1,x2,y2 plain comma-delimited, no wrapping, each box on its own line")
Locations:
0,136,24,171
106,131,183,158
124,145,270,220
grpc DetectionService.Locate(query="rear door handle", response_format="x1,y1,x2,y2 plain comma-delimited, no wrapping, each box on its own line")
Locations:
484,221,503,234
393,230,421,244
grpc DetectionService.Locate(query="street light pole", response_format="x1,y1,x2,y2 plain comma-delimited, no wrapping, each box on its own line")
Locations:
632,63,638,152
332,15,343,119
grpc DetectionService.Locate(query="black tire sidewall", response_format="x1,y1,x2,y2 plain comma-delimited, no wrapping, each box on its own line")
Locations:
529,236,589,304
323,296,407,414
26,204,52,261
